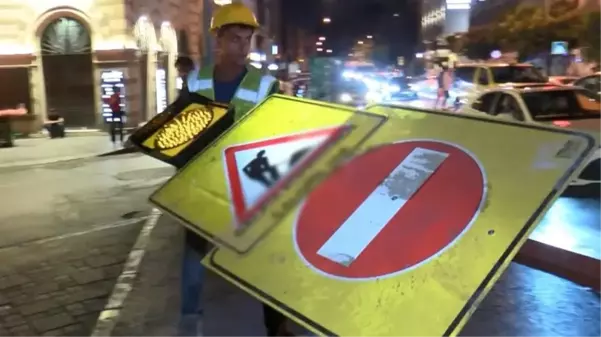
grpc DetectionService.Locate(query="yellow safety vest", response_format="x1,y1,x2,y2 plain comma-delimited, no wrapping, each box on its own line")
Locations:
187,65,277,121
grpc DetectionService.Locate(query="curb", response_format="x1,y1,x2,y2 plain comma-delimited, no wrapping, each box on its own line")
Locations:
97,146,139,157
91,208,162,337
0,147,140,170
516,238,600,292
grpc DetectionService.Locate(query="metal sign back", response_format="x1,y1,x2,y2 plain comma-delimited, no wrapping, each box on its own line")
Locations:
149,95,387,254
129,93,233,167
203,104,597,336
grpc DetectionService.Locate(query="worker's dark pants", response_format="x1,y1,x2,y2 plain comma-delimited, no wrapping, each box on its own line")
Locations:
181,231,287,335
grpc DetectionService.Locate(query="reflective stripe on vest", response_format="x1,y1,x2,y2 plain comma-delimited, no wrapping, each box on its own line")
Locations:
187,66,276,122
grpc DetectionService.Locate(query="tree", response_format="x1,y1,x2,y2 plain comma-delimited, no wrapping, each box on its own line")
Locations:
462,5,600,61
460,27,501,60
579,11,601,61
548,0,580,20
497,5,547,54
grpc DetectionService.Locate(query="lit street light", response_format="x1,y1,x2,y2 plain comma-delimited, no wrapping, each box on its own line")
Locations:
316,41,323,46
367,35,373,39
393,13,400,17
323,17,331,23
326,49,333,53
319,36,326,41
358,40,364,45
214,0,232,5
317,48,323,52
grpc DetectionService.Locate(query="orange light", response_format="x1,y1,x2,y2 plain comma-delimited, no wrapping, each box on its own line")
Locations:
553,120,571,127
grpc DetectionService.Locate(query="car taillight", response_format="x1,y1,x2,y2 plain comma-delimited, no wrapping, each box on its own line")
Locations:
553,120,571,127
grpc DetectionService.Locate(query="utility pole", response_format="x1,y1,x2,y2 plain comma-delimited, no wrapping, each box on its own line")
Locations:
201,0,214,67
279,0,289,72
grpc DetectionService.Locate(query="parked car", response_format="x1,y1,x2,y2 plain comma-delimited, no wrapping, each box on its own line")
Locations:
460,85,600,196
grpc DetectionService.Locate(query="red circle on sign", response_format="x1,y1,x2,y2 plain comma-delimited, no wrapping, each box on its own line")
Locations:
293,140,486,279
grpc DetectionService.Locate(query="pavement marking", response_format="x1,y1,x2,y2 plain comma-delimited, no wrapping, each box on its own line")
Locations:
0,216,150,251
91,208,162,337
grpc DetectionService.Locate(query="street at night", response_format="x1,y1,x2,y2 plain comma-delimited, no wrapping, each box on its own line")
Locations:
0,0,600,335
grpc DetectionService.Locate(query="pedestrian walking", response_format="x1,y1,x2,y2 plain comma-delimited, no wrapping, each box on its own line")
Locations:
434,65,453,110
106,86,124,143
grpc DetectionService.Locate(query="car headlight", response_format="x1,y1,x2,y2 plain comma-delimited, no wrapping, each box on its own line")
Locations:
365,91,381,102
387,85,401,92
340,93,353,103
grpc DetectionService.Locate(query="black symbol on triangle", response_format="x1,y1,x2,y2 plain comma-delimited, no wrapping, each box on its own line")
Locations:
242,146,316,188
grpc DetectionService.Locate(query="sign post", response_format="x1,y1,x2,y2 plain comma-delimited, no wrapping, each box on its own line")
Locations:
203,104,597,336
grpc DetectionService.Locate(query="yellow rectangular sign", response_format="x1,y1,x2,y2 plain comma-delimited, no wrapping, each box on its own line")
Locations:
149,95,388,254
129,93,233,167
203,104,597,336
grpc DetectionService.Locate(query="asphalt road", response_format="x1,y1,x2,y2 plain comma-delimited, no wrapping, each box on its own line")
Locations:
0,154,173,336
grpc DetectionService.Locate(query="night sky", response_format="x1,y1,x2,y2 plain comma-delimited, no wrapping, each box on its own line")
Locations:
281,0,421,63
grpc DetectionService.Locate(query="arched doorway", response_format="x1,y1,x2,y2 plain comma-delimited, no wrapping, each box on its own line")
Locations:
41,17,95,127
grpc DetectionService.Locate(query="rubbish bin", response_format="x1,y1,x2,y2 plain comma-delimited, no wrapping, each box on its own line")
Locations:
0,116,13,148
46,114,65,139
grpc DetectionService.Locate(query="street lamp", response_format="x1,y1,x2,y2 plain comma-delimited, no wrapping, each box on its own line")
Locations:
319,36,326,41
393,13,399,17
317,48,323,52
367,35,373,39
214,0,232,5
316,41,323,46
326,49,333,53
358,40,364,45
323,17,331,23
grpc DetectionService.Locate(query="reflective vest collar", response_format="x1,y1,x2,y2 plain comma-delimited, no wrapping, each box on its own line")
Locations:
187,65,276,104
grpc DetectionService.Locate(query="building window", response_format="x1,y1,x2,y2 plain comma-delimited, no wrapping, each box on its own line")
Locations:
41,18,91,55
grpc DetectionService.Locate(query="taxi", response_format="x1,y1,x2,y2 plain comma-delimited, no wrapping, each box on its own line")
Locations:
412,62,549,104
572,72,601,96
460,85,600,194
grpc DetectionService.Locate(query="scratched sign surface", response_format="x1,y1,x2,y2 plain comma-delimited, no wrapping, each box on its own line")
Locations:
203,104,597,336
150,95,387,254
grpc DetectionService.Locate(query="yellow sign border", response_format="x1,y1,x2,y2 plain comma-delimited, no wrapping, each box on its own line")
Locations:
149,96,389,254
203,105,597,336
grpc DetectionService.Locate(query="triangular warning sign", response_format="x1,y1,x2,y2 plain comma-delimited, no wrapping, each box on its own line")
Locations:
224,127,339,223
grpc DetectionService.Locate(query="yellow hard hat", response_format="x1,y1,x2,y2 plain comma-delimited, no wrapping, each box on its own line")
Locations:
210,3,260,33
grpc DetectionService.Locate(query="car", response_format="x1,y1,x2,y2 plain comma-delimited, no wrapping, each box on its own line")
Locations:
383,76,418,102
460,85,600,195
549,76,578,86
572,72,601,96
337,79,382,108
411,63,549,103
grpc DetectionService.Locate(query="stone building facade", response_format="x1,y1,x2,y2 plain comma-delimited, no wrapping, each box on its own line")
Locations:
0,0,205,131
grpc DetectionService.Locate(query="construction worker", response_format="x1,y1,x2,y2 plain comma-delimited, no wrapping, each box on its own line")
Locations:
179,3,289,336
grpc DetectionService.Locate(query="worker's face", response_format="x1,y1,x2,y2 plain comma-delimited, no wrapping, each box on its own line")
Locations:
217,25,253,66
176,65,192,78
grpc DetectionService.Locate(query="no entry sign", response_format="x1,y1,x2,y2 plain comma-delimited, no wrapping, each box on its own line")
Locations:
294,140,486,279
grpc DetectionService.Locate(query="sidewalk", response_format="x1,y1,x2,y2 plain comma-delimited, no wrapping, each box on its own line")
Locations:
0,135,120,168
